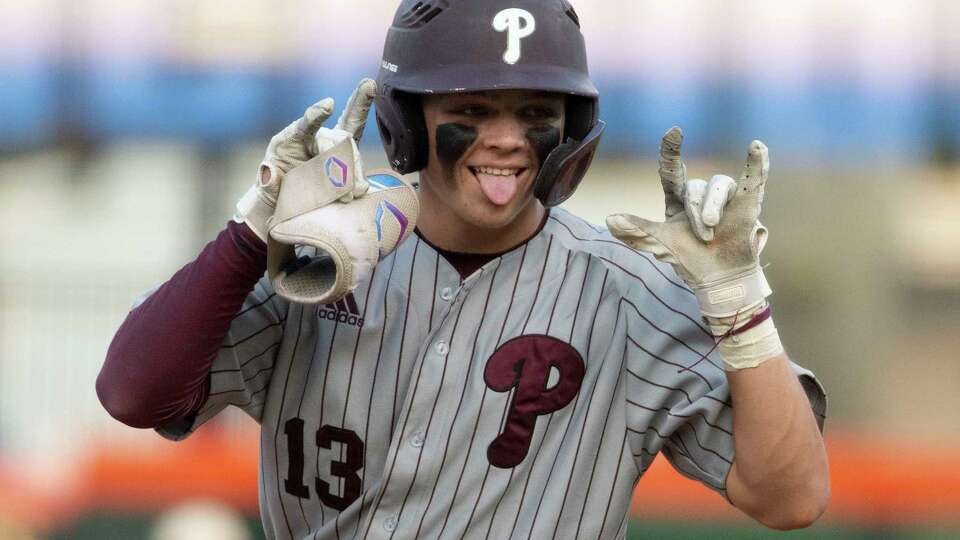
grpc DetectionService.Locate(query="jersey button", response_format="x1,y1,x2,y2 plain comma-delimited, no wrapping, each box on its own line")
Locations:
411,432,425,448
440,287,454,301
435,341,449,356
383,516,398,532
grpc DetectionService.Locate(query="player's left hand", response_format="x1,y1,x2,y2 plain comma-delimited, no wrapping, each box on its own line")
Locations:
607,127,782,369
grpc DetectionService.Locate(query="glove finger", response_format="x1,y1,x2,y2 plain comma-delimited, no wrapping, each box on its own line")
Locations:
313,127,349,156
313,126,349,156
352,174,370,200
335,78,377,141
337,139,371,203
732,140,769,222
258,161,282,193
298,98,336,141
607,213,661,245
607,213,678,261
352,145,370,198
701,174,738,227
657,126,687,217
752,221,768,256
683,179,713,242
739,140,769,190
269,98,335,158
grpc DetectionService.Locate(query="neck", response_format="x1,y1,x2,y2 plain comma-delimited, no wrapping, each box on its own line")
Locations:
415,183,547,255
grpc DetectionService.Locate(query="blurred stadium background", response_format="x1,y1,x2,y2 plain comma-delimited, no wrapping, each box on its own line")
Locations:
1,0,959,538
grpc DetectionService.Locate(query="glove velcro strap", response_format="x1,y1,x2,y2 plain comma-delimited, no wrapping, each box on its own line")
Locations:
267,169,419,305
693,266,771,318
269,137,357,228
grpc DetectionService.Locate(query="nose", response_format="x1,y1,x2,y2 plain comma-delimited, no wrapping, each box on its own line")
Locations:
480,115,527,154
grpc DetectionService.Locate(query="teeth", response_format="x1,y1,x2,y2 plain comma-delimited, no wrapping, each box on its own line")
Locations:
474,166,521,177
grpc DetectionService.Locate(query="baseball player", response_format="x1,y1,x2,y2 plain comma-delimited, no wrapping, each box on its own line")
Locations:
98,1,829,538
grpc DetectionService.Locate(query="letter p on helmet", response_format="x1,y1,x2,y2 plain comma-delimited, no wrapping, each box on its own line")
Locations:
493,8,537,65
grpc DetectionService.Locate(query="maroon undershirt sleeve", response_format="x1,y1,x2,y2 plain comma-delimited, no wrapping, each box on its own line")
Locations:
96,220,268,429
99,209,548,430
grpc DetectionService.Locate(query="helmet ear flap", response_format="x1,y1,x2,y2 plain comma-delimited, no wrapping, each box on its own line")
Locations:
534,120,605,207
564,95,598,142
375,89,428,174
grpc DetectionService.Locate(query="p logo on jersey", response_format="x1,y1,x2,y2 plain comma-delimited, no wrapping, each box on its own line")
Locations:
484,335,584,468
493,8,536,65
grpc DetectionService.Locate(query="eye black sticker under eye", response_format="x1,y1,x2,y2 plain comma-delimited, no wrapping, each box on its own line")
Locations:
436,123,478,177
526,126,562,169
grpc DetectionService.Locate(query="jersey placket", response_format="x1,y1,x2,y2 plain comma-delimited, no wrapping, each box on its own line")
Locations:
368,261,471,538
401,264,503,536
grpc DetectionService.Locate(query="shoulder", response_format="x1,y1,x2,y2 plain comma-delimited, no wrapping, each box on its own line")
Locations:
543,208,693,302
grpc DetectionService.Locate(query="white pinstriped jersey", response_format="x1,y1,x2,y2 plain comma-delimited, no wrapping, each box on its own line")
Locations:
159,207,826,539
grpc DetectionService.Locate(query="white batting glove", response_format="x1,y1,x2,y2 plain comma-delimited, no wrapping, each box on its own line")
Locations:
234,79,375,242
311,78,377,202
265,79,419,305
607,127,783,370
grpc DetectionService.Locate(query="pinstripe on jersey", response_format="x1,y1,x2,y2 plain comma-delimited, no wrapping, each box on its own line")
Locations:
158,207,826,540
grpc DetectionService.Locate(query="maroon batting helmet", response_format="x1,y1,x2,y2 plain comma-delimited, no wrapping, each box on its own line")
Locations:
374,0,605,207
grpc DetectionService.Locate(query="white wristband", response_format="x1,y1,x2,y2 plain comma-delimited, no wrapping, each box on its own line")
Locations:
713,317,784,371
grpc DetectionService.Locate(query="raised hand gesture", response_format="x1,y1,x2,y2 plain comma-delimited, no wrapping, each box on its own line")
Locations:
607,127,771,319
236,79,377,242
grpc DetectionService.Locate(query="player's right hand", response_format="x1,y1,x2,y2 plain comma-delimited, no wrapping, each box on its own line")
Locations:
263,79,419,305
234,79,376,242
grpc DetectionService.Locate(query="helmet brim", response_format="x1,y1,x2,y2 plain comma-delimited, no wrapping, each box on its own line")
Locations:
384,63,598,98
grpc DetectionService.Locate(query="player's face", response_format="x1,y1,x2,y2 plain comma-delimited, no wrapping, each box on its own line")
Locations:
419,90,565,231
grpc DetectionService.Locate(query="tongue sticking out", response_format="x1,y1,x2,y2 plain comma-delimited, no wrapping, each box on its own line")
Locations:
475,171,520,206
